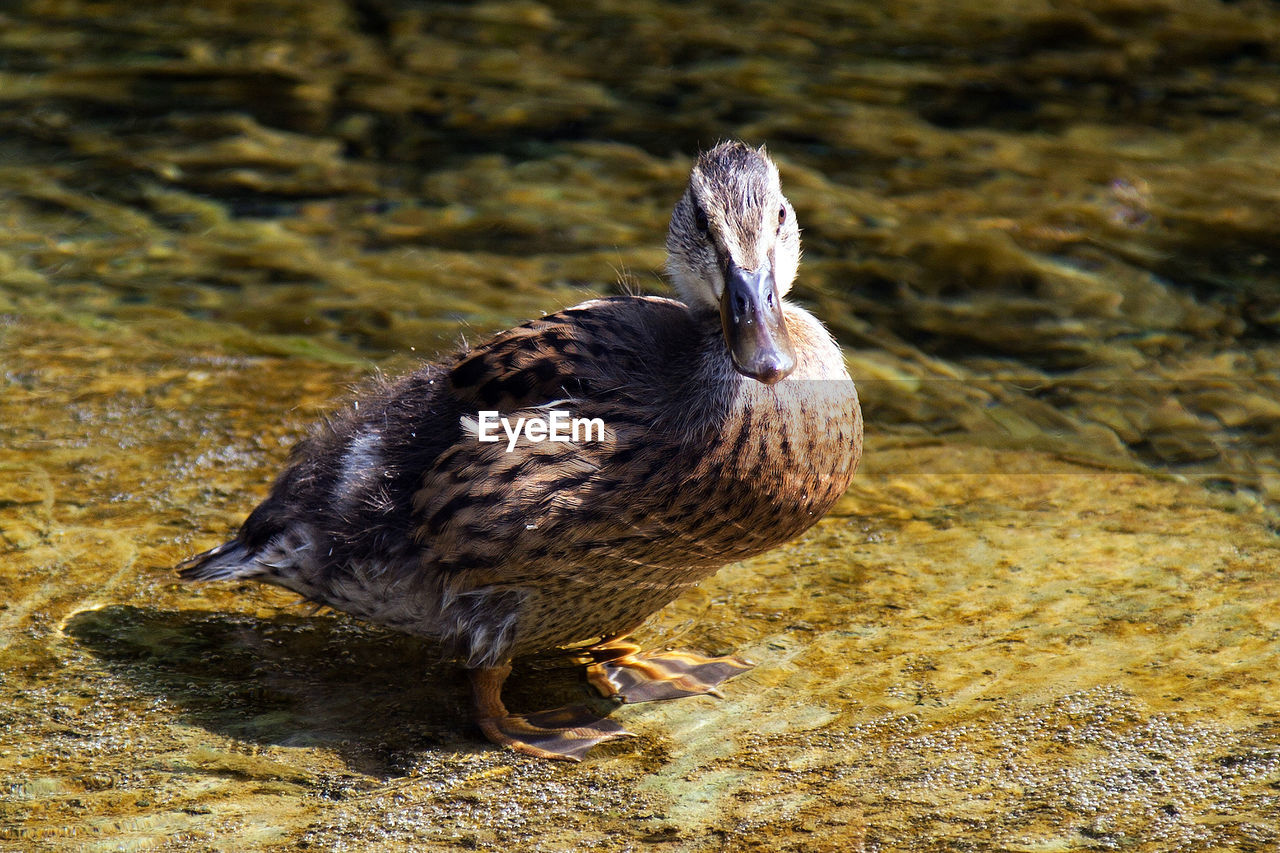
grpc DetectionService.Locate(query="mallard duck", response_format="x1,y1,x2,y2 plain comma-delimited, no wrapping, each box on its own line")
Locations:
180,141,862,761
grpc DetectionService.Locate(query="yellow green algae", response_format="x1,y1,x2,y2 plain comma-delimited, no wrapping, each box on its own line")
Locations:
3,0,1280,850
4,319,1278,850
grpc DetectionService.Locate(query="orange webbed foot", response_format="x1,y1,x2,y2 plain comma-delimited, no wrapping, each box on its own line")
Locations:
469,663,632,762
584,640,755,704
475,705,632,762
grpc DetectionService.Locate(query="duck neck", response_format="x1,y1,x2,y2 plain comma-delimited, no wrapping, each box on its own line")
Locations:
678,307,755,427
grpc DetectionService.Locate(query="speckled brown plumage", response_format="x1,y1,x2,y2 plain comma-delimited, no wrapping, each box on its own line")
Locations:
180,141,862,761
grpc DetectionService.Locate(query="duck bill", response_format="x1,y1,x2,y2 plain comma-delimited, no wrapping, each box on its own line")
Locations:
720,263,796,385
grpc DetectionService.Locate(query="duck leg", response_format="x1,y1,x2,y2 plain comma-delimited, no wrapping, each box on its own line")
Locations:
468,662,632,762
585,638,755,704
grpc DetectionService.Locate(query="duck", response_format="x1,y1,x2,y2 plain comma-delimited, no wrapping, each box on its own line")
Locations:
179,141,863,761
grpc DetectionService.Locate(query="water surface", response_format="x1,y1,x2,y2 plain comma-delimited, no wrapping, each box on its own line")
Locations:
2,1,1279,850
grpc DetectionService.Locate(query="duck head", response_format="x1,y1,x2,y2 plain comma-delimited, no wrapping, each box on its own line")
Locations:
666,141,800,385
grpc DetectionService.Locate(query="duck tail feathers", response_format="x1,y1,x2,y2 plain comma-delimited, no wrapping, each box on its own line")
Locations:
177,539,261,582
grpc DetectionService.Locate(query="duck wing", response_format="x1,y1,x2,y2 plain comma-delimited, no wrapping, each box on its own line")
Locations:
411,296,712,580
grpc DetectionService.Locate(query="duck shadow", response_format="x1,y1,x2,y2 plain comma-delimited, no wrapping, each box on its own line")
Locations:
64,605,601,777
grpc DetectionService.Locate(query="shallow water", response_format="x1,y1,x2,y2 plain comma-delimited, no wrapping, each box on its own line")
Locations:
3,1,1280,851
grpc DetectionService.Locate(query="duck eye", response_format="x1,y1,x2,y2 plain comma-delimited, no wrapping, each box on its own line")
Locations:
777,205,787,227
693,205,709,234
